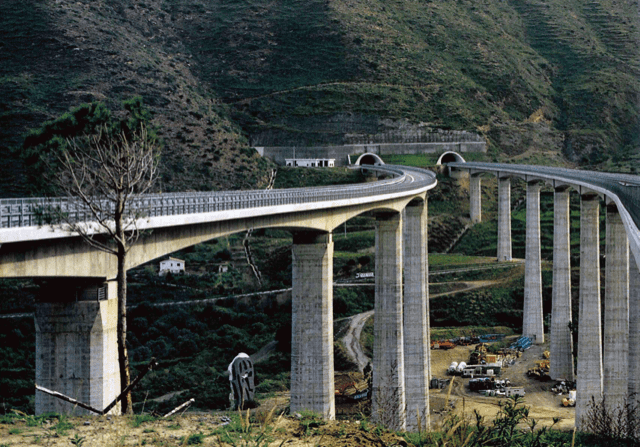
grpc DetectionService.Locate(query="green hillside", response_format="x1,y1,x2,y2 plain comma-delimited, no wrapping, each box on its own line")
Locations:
1,0,638,196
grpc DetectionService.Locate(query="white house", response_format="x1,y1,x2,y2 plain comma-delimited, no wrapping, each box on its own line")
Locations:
284,158,335,168
159,257,185,276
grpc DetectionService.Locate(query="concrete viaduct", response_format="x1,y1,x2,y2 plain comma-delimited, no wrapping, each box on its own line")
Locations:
2,158,640,431
447,160,640,429
0,164,434,431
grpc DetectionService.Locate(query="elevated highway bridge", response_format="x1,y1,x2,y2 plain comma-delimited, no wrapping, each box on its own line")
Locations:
1,159,639,432
449,161,640,430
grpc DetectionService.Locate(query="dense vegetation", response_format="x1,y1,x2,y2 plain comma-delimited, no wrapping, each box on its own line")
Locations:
1,0,638,197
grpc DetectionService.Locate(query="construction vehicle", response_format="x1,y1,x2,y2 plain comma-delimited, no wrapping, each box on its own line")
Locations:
432,340,456,350
510,336,532,351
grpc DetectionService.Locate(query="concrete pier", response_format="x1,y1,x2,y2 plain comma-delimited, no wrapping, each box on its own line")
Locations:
576,195,603,429
290,232,335,420
523,181,544,343
550,187,574,381
372,212,406,431
403,201,430,431
497,177,512,262
35,280,120,415
629,256,640,417
603,204,629,413
470,175,482,224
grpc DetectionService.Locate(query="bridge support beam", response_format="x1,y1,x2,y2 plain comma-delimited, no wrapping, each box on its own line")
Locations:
550,187,574,381
35,280,120,415
603,204,629,413
629,256,640,425
372,212,406,431
469,175,482,224
576,195,603,430
403,201,430,432
523,181,544,343
290,231,335,420
497,177,512,262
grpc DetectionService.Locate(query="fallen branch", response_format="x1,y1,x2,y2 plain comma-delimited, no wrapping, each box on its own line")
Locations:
103,358,157,415
35,358,158,415
35,385,102,415
164,398,195,418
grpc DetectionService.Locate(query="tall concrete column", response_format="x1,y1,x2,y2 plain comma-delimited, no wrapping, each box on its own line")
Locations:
629,255,640,420
550,187,574,381
403,201,430,432
372,212,406,431
497,177,512,262
470,175,482,224
290,231,335,420
523,181,544,343
35,280,120,415
603,204,629,412
576,195,603,430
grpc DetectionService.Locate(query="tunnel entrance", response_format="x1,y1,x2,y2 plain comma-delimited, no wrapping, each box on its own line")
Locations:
436,151,466,165
354,153,384,166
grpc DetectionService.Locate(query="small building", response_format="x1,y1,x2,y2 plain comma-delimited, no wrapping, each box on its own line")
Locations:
218,264,229,273
284,158,335,168
505,387,525,398
159,257,185,276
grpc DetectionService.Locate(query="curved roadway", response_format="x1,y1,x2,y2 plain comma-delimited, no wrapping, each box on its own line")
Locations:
0,164,436,244
448,161,640,270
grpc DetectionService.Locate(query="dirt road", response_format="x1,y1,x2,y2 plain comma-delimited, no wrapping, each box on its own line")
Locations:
341,310,374,372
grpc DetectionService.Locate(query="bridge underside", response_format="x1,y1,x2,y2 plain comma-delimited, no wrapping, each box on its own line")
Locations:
0,194,422,280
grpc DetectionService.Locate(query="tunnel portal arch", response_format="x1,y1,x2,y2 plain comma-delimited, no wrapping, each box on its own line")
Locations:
436,151,466,165
355,153,385,166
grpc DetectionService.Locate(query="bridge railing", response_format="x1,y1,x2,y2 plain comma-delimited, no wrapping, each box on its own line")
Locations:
0,165,436,229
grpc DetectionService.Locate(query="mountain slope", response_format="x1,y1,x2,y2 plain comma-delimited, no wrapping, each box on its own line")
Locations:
1,0,638,198
172,0,638,164
0,0,272,197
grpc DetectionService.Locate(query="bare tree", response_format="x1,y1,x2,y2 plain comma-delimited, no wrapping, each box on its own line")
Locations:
50,124,159,414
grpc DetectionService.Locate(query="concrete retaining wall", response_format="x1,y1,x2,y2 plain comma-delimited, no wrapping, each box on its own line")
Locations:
256,142,486,167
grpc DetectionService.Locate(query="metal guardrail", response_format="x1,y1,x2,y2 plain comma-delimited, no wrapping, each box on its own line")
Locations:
0,165,436,229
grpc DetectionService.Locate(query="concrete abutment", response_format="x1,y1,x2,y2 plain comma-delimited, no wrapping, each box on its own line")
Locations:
35,279,120,415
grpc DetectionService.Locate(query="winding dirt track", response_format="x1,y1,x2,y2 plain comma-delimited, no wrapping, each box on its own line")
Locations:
339,280,498,372
341,310,374,372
